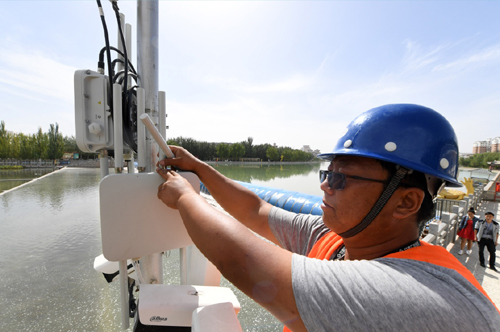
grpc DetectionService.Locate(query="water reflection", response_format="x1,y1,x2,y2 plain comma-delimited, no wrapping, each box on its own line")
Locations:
0,168,123,331
0,168,54,193
211,162,320,182
1,168,101,212
213,162,326,196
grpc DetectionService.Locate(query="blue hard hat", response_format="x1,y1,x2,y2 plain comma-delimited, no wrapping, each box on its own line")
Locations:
318,104,461,191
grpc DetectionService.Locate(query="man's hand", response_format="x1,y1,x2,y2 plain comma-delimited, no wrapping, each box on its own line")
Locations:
157,145,203,172
156,169,197,209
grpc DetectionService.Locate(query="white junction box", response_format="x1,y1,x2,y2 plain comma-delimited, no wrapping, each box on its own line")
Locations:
74,69,114,152
138,284,241,327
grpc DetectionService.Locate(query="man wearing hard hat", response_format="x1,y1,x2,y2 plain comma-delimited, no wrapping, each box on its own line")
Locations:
157,104,500,331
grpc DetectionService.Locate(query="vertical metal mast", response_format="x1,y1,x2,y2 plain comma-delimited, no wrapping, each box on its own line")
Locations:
137,0,163,285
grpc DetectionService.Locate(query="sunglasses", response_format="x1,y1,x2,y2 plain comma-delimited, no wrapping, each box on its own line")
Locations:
319,170,389,190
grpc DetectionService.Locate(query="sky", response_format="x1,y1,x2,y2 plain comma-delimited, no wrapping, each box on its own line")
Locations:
1,1,500,154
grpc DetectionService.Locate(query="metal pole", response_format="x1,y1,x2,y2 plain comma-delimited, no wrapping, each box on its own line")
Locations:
119,260,129,329
137,0,163,285
126,23,132,89
99,150,109,178
117,13,125,74
113,83,123,173
158,91,166,161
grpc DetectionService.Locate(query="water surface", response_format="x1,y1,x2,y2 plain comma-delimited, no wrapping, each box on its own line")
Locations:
0,168,54,193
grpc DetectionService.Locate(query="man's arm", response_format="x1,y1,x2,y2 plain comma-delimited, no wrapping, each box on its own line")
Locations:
157,170,306,331
158,146,277,244
496,223,499,246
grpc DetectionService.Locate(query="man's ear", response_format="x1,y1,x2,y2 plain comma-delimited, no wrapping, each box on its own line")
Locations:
393,188,425,219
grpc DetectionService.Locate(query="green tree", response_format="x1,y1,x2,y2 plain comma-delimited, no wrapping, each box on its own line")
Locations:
19,133,32,159
63,135,78,153
32,128,48,159
9,133,20,159
242,137,254,158
459,152,500,168
0,121,9,158
216,143,230,160
47,123,64,160
230,143,245,160
266,146,280,161
254,144,272,160
281,148,293,161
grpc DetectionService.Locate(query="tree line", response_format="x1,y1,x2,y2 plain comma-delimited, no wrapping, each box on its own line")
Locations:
0,122,317,162
0,121,67,160
459,152,500,169
6,118,500,167
167,136,318,162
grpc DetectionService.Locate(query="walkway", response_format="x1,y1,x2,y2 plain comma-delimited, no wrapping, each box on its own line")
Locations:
448,200,500,307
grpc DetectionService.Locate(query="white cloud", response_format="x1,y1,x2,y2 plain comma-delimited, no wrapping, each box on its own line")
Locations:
0,48,77,103
401,39,447,73
433,45,500,72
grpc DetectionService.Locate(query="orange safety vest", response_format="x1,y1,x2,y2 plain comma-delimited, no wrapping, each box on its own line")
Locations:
283,231,499,332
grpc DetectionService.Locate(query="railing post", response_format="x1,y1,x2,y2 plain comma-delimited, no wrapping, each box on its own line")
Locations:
451,205,461,244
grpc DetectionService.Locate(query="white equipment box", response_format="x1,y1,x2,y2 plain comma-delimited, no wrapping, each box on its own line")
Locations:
139,284,241,327
74,69,114,152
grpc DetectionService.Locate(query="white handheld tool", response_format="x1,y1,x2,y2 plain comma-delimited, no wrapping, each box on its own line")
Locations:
139,114,175,158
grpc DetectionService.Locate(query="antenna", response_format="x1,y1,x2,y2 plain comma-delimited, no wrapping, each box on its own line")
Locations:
139,114,175,159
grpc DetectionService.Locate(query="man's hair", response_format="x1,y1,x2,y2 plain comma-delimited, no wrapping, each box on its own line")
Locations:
378,161,435,226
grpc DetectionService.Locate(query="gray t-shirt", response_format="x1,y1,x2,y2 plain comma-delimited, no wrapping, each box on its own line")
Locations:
268,207,500,331
483,222,495,239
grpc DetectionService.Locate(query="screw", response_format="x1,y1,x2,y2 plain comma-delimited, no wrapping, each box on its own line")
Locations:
84,94,89,98
86,70,91,75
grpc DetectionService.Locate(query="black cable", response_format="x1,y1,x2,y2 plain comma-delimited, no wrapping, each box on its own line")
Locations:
112,1,138,152
113,71,137,85
119,74,138,85
128,278,136,318
96,0,114,115
111,1,129,94
111,58,122,74
100,46,137,75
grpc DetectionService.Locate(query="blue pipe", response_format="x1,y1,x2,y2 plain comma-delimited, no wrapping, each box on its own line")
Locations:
200,181,323,216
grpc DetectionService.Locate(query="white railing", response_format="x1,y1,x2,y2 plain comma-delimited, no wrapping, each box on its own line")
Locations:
0,159,54,167
422,184,484,247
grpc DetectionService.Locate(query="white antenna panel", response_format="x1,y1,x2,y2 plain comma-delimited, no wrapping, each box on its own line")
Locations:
99,172,199,261
74,69,114,152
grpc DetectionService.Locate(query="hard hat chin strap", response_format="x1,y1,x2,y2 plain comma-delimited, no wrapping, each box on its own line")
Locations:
339,166,410,238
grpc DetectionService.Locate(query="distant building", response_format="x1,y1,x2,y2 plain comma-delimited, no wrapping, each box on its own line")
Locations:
301,145,313,153
473,137,500,154
301,145,321,157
